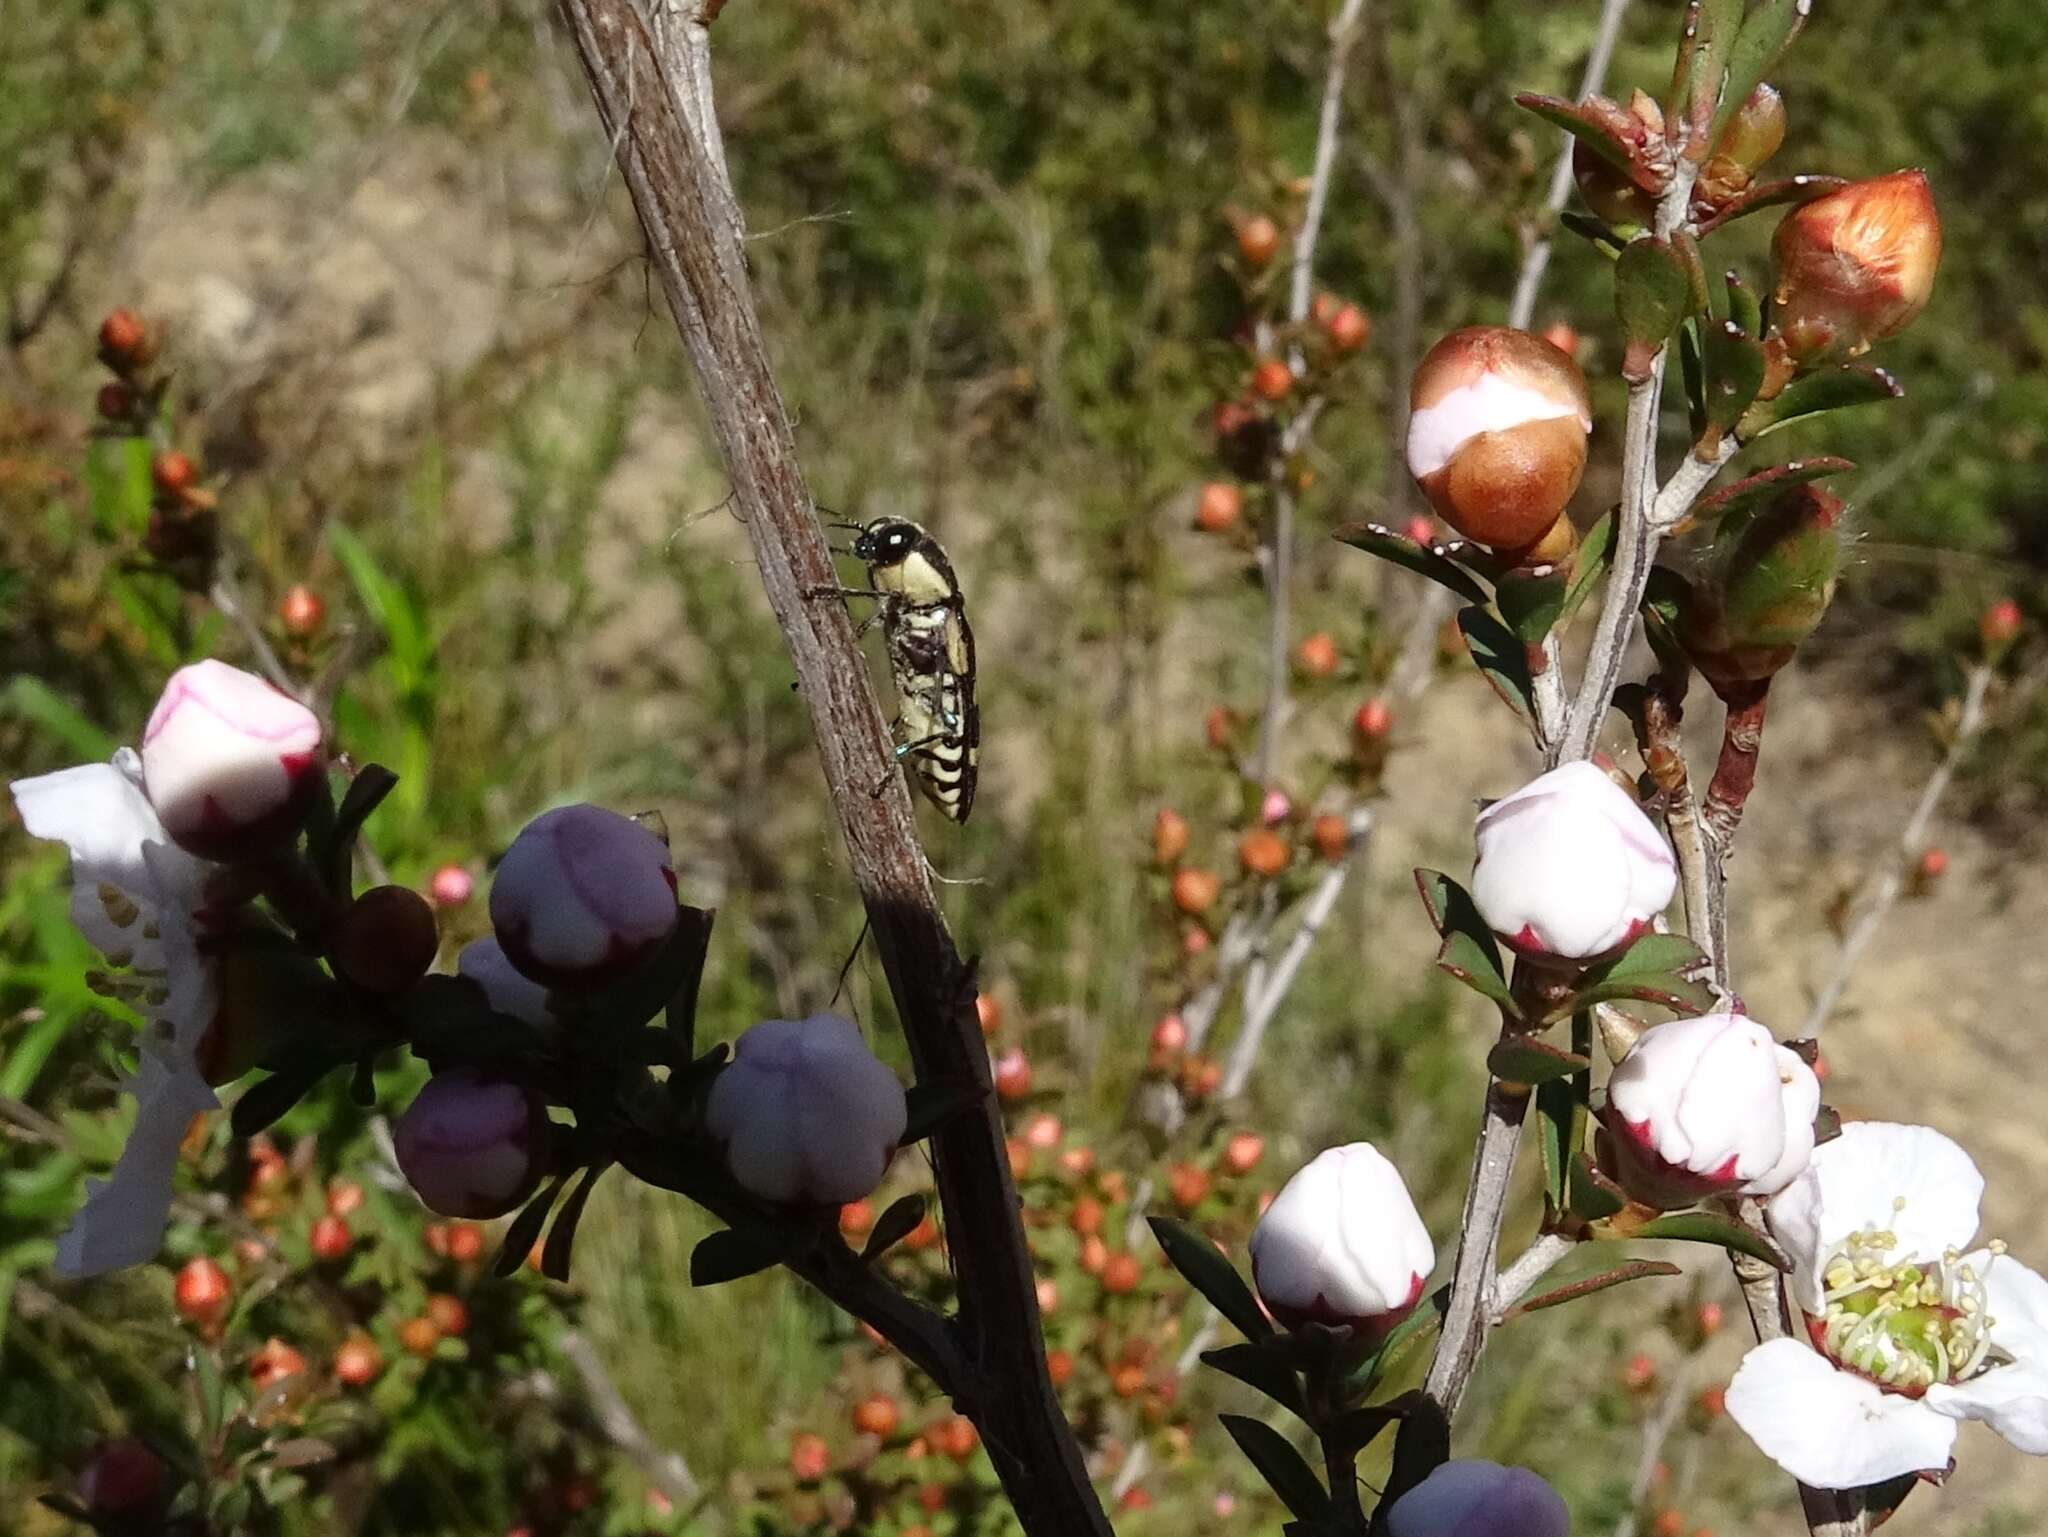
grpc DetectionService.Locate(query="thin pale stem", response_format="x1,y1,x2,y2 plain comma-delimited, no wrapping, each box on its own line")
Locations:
1490,1231,1574,1320
1423,1073,1532,1414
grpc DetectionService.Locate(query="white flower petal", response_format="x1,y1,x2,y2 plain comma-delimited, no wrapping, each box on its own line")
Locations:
1726,1337,1956,1489
1769,1122,1983,1313
53,1054,217,1278
1923,1253,2048,1455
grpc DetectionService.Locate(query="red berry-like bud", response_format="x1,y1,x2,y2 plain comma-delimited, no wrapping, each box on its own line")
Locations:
1222,1131,1266,1176
1918,847,1949,881
789,1431,830,1483
1195,481,1243,533
852,1394,901,1439
1036,1276,1059,1312
1353,697,1393,740
326,1180,364,1218
1070,1196,1105,1238
399,1316,441,1357
1236,214,1281,268
1540,322,1580,359
933,1414,979,1461
98,309,152,367
1171,867,1221,915
1296,632,1339,678
1181,1054,1223,1101
1982,598,2023,649
839,1199,876,1240
1079,1234,1109,1274
426,1293,470,1337
1046,1348,1075,1386
77,1437,168,1518
333,884,439,994
1152,807,1190,865
277,583,325,639
1110,1361,1147,1398
446,1223,485,1264
975,991,1004,1036
1238,828,1290,879
249,1336,307,1390
1204,705,1237,751
904,1213,941,1252
1698,1384,1727,1419
1697,1300,1725,1338
96,382,135,421
1120,1487,1155,1512
1624,1352,1658,1390
1771,171,1941,363
1310,813,1351,863
1101,1252,1143,1295
151,450,197,497
1023,1112,1062,1150
428,863,474,908
994,1048,1033,1102
1326,304,1370,352
309,1214,352,1263
174,1255,232,1331
1168,1162,1211,1210
1250,358,1295,402
1150,1014,1188,1056
333,1334,383,1388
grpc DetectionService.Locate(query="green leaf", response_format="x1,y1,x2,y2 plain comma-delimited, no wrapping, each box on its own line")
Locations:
1615,238,1694,378
1149,1215,1272,1343
1700,321,1767,438
860,1193,928,1263
1219,1415,1331,1523
1456,607,1535,725
690,1224,793,1286
1200,1343,1308,1420
663,906,716,1057
541,1163,608,1282
1739,365,1903,441
0,677,117,760
1332,522,1491,608
1680,322,1709,441
1566,934,1716,1016
1438,931,1516,1012
1560,210,1627,255
1511,93,1637,175
1383,1399,1453,1515
1669,0,1744,133
1412,870,1506,978
1697,173,1847,237
1535,1076,1576,1212
1569,1152,1628,1221
1690,457,1855,529
229,1054,343,1138
1630,1210,1791,1270
1712,0,1810,146
1725,269,1762,339
1514,1259,1682,1313
1488,1036,1590,1086
1559,514,1615,627
1495,570,1568,647
493,1178,565,1277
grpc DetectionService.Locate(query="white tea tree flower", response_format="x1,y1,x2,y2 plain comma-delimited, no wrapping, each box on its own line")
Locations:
139,659,324,860
392,1069,550,1219
1470,760,1677,963
1384,1459,1569,1537
705,1014,907,1205
1726,1122,2048,1489
11,751,226,1276
488,803,678,986
1602,1010,1820,1209
1248,1142,1435,1339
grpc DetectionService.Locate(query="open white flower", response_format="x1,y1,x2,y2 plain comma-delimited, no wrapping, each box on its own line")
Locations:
11,751,226,1276
1726,1122,2048,1489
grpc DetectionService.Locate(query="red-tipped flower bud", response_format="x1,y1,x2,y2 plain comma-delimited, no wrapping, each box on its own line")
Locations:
1771,171,1941,363
1250,358,1295,402
393,1068,549,1219
1406,327,1590,562
140,660,324,860
489,804,678,986
1250,1143,1433,1339
333,1334,383,1388
151,451,197,498
173,1255,232,1330
1325,303,1370,352
1171,867,1221,915
993,1047,1034,1102
1982,598,2022,650
309,1214,352,1263
705,1014,907,1205
1310,812,1352,863
1238,828,1290,879
98,309,153,368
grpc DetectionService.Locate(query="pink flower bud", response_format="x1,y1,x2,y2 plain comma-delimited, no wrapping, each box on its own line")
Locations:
1385,1460,1569,1537
139,660,323,860
488,804,678,985
392,1069,548,1219
457,937,554,1029
428,863,475,907
1602,1011,1820,1208
704,1014,907,1205
1406,326,1590,562
1260,788,1292,826
1471,761,1676,963
1248,1143,1434,1338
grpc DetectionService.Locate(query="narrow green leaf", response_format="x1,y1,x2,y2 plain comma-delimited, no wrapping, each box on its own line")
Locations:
1488,1036,1590,1086
1712,0,1810,145
541,1164,608,1282
1566,934,1716,1016
1535,1077,1575,1212
1411,871,1505,979
1559,513,1615,627
1680,321,1709,442
1149,1216,1273,1343
1631,1210,1791,1270
1596,933,1710,979
493,1178,565,1277
1200,1343,1308,1420
663,905,716,1057
1219,1415,1331,1523
1701,321,1767,437
1691,457,1855,528
1615,238,1693,377
689,1225,792,1286
1511,93,1636,175
1569,1152,1628,1222
229,1055,340,1138
1439,931,1517,1012
1697,173,1846,236
1725,269,1762,339
1457,607,1535,725
570,904,718,1037
1332,522,1491,608
0,677,117,760
860,1193,928,1263
1560,210,1627,255
1495,570,1568,647
1514,1259,1682,1313
1739,364,1903,440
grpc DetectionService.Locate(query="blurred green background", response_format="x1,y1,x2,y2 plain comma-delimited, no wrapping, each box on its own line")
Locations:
2,0,2045,1533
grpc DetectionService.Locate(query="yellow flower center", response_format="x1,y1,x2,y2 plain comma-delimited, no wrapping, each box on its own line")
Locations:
1814,1205,2004,1394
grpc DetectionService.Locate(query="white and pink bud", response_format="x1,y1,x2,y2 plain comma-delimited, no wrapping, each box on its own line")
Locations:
1384,1460,1569,1537
138,660,324,860
392,1068,549,1219
457,937,555,1030
1248,1143,1434,1339
705,1014,908,1206
1471,761,1676,964
1405,326,1591,564
488,804,678,986
1602,1011,1820,1209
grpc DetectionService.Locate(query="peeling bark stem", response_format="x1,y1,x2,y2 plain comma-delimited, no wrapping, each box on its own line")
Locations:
1699,680,1770,854
554,5,1108,1532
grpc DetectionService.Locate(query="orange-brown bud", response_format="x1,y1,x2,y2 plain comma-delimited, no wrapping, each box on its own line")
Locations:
398,1317,441,1357
174,1256,232,1331
1295,632,1339,678
1171,867,1221,914
1406,326,1590,559
1046,1348,1075,1386
1237,828,1290,879
1771,171,1940,363
425,1293,469,1337
1982,598,2022,650
1204,706,1237,751
839,1199,876,1240
1236,214,1281,268
333,1334,383,1388
1195,480,1243,533
994,1048,1033,1101
1250,358,1295,402
1325,304,1371,352
99,308,153,368
309,1214,352,1262
1152,807,1190,865
96,382,135,421
1701,84,1786,200
1221,1131,1265,1175
278,583,325,639
1539,322,1580,359
852,1394,901,1439
1310,812,1352,862
1352,697,1392,741
151,451,197,498
975,991,1004,1036
1101,1253,1142,1295
1168,1162,1210,1210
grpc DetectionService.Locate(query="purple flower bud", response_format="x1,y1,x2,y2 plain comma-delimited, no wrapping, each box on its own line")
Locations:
705,1014,907,1205
457,937,554,1030
1385,1460,1569,1537
393,1069,547,1219
488,804,677,986
139,660,324,860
